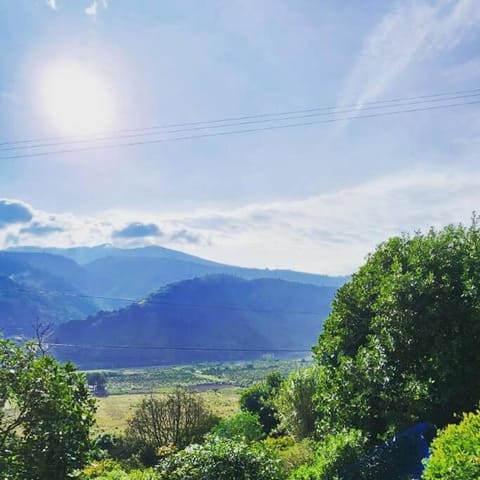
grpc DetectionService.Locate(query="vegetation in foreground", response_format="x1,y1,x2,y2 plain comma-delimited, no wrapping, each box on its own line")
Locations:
2,221,480,479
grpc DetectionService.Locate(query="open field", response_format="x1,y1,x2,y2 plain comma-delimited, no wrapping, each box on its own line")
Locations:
95,387,242,434
92,357,310,433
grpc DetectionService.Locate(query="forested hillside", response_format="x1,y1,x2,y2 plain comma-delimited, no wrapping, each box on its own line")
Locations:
53,275,336,368
0,246,345,337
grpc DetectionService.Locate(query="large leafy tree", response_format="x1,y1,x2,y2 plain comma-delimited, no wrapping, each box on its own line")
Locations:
0,338,96,479
126,388,218,450
313,221,480,442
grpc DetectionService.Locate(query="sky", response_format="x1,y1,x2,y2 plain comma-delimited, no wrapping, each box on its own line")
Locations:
1,0,480,275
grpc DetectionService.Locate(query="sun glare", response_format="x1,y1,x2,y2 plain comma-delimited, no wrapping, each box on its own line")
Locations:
39,60,114,135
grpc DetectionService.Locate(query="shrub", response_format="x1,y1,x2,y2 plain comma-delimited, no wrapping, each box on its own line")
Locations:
213,411,264,442
240,372,284,435
289,429,367,480
157,436,285,480
264,437,315,475
422,410,480,480
275,367,319,439
82,459,157,479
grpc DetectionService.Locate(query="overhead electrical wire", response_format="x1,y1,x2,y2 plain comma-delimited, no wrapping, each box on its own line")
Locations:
2,284,330,317
2,97,479,160
45,342,312,353
2,90,480,153
1,86,479,148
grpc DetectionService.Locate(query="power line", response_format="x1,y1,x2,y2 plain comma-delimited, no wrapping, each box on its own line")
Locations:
2,90,480,152
2,98,479,160
2,86,479,148
3,284,331,317
46,342,312,353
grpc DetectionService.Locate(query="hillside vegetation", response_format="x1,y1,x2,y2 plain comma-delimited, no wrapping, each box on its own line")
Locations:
53,275,335,368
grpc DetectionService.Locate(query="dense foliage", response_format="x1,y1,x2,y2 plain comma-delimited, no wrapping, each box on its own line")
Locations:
313,222,480,442
289,429,367,480
157,436,285,480
422,410,480,480
275,366,319,439
240,372,284,435
213,411,264,442
0,338,96,480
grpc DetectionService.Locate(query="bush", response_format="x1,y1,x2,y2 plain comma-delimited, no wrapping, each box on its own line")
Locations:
82,459,157,479
422,410,480,480
264,437,315,476
157,436,285,480
289,429,367,480
240,372,284,435
213,411,264,442
275,367,319,439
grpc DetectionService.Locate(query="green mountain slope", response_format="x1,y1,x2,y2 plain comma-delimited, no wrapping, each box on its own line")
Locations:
53,275,336,368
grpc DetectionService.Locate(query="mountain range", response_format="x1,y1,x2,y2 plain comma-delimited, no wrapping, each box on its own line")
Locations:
0,245,347,366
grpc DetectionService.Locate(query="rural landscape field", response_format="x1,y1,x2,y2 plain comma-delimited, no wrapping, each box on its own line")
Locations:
2,1,480,479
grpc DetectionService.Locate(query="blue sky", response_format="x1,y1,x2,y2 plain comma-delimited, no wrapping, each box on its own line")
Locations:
1,0,480,274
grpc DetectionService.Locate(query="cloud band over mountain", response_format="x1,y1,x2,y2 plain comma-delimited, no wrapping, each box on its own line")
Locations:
1,167,479,275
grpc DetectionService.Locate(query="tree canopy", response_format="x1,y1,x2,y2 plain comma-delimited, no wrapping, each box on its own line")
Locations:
0,338,96,479
313,221,480,442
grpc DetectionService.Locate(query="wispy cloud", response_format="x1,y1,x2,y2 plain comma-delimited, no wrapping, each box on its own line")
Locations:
340,0,480,111
46,0,57,10
85,0,108,17
19,222,64,237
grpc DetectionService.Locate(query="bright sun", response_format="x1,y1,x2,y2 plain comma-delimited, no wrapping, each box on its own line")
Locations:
39,61,114,135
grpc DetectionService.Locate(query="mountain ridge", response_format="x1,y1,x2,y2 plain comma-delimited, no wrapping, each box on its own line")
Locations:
52,274,336,368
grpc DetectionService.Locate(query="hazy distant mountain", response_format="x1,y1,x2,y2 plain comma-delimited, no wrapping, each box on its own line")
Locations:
8,245,220,266
53,275,336,368
9,245,348,300
1,246,347,339
0,253,97,336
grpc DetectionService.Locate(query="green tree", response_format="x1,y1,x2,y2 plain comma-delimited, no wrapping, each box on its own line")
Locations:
422,410,480,480
126,388,218,451
213,412,264,443
313,221,480,442
0,338,96,479
240,372,284,435
274,367,319,439
157,436,285,480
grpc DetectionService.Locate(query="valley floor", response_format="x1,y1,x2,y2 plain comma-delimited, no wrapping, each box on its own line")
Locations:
91,357,309,433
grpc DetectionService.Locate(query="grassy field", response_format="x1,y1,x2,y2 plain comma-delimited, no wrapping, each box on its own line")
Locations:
92,358,310,433
95,387,241,434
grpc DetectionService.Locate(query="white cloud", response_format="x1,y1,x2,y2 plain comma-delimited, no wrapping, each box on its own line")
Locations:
2,167,480,275
85,1,98,16
47,0,57,10
85,0,107,17
340,0,480,111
